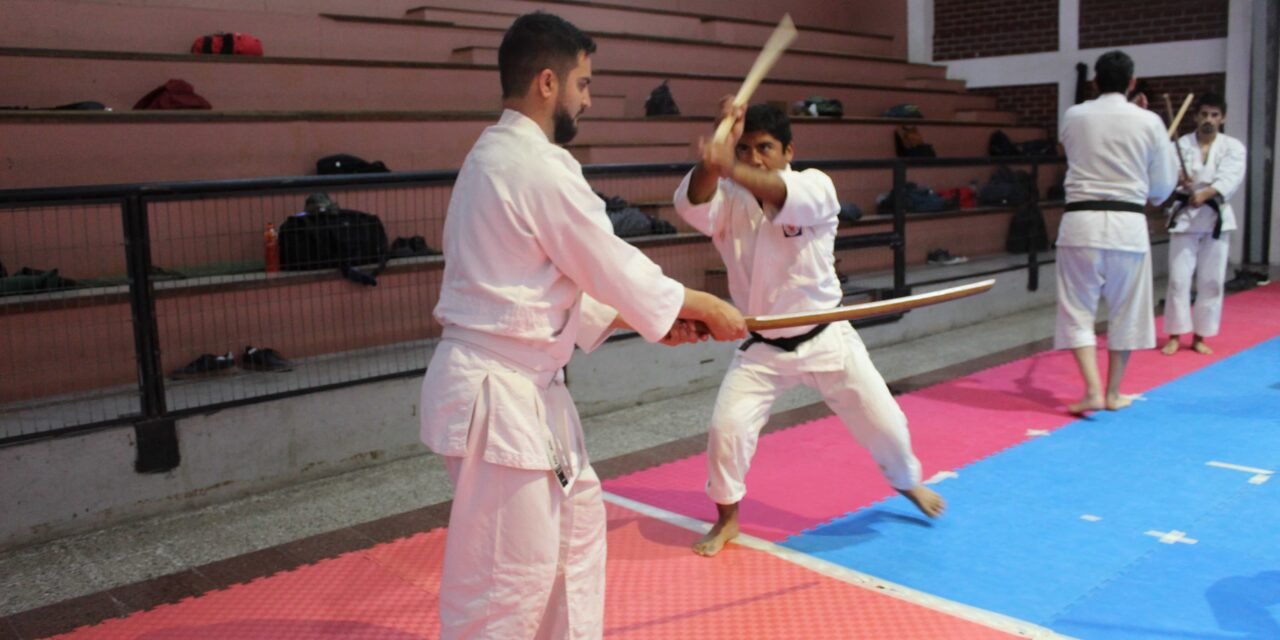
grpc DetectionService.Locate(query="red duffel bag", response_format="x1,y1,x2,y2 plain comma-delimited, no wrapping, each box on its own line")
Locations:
191,32,263,56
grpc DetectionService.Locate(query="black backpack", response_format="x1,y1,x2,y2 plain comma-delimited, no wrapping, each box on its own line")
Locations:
316,154,390,175
644,81,680,116
988,130,1021,156
978,165,1035,206
279,208,390,286
894,125,936,158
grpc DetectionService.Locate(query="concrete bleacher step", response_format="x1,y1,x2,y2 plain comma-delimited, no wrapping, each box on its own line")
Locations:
0,0,938,85
408,6,520,30
954,109,1020,124
904,77,968,92
586,93,627,119
0,111,1050,187
0,48,998,119
404,0,896,57
590,165,1065,215
566,142,693,165
448,46,497,65
325,13,944,86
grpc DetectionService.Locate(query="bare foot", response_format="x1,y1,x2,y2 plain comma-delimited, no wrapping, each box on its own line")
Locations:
692,520,739,557
898,485,946,518
1192,341,1213,355
693,503,739,557
1068,394,1105,415
1160,338,1180,355
1106,393,1138,410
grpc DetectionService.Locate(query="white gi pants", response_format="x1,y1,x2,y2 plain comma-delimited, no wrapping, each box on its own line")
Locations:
1164,231,1231,337
1055,246,1156,351
705,327,922,505
439,379,606,640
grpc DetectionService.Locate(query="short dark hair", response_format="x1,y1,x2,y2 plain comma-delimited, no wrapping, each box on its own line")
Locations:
743,103,792,149
498,12,596,99
1094,50,1134,95
1197,92,1227,115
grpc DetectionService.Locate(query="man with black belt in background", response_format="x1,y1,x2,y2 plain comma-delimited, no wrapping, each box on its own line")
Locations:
1055,50,1177,414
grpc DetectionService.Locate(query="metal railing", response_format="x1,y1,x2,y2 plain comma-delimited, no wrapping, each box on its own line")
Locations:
0,155,1066,457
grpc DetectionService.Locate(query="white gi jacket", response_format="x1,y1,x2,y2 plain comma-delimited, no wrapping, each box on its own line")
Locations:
422,109,684,478
1169,132,1246,234
674,166,844,375
1058,93,1178,252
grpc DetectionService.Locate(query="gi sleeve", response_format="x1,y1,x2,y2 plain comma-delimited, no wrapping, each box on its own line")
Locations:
1210,138,1246,201
575,293,618,353
673,169,728,237
528,160,683,344
1146,116,1178,204
773,169,840,228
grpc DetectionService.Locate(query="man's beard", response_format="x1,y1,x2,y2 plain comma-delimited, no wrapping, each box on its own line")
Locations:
1198,122,1218,135
553,102,579,145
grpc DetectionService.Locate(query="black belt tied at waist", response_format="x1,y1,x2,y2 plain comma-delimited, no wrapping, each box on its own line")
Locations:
739,321,830,353
1166,192,1224,239
1064,200,1146,213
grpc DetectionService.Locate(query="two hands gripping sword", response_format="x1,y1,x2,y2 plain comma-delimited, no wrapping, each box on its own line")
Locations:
636,14,994,347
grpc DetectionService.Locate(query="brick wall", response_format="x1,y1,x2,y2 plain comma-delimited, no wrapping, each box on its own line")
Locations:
1079,0,1228,49
933,0,1058,61
1138,73,1228,137
970,83,1060,135
1074,73,1226,137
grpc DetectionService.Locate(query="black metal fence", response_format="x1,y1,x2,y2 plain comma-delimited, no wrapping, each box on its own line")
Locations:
0,156,1065,450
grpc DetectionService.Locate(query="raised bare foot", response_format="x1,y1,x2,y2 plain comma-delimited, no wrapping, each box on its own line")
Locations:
1068,394,1105,415
898,485,946,518
1106,393,1139,410
692,519,739,557
1160,338,1180,355
1192,341,1213,355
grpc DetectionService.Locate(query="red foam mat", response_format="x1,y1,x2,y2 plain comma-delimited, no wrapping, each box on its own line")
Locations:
51,504,1018,639
602,503,1018,639
605,284,1280,541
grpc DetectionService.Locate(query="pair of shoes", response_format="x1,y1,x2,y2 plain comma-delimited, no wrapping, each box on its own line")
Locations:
927,248,969,265
241,346,294,372
389,235,441,259
1225,268,1270,292
170,351,237,380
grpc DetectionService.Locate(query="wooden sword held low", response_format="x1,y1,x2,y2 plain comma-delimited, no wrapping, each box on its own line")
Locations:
711,14,798,145
744,279,995,331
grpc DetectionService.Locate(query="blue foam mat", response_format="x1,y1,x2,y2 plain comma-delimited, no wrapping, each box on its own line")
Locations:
782,338,1280,636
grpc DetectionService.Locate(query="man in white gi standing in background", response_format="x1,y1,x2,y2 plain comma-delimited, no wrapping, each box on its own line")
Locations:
1161,92,1246,356
1056,50,1177,414
675,101,945,558
419,13,746,639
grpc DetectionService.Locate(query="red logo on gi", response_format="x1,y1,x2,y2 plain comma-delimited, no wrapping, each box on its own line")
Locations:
782,224,802,237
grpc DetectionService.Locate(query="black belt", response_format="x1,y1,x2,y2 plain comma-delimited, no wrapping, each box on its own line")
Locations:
1166,192,1223,239
739,322,829,353
1064,200,1146,213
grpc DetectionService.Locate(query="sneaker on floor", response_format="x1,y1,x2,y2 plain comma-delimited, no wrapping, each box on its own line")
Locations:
170,351,237,380
242,346,294,372
927,248,969,265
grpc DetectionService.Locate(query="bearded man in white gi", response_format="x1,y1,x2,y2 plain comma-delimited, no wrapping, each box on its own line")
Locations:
674,101,945,557
1056,50,1177,414
419,13,747,639
1161,92,1246,356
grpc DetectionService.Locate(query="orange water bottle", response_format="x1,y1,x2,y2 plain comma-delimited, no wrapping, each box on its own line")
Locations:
263,222,280,273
